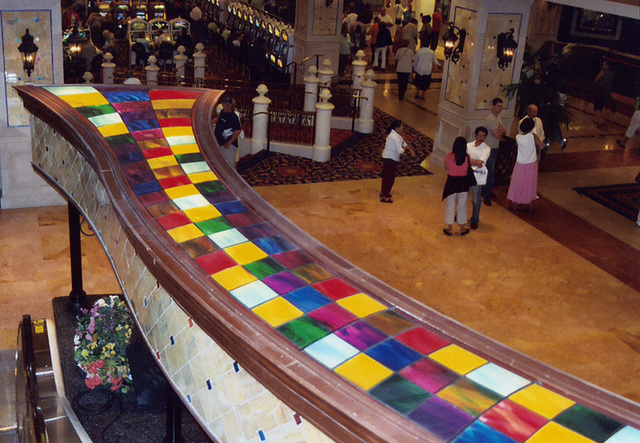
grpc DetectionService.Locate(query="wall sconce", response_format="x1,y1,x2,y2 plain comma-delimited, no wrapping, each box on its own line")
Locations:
67,27,87,59
496,28,518,70
18,29,39,77
443,22,466,64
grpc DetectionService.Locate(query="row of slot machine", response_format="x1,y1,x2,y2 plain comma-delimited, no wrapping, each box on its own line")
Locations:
96,0,167,21
213,0,294,73
127,17,191,46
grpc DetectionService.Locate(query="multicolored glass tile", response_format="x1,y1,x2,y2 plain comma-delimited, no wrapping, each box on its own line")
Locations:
42,85,640,442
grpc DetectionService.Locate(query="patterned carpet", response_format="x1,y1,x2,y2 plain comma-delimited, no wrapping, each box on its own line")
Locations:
574,183,640,222
240,108,433,186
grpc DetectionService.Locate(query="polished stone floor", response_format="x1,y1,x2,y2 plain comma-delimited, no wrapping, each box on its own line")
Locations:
1,75,639,412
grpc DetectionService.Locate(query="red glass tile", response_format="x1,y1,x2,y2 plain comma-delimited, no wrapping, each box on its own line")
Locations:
159,176,191,190
139,190,169,206
399,358,459,393
131,128,164,141
158,118,192,127
149,89,203,100
312,278,359,301
156,212,191,230
194,250,237,275
142,147,174,159
395,327,450,355
479,399,547,442
308,303,357,331
272,250,312,269
225,211,263,227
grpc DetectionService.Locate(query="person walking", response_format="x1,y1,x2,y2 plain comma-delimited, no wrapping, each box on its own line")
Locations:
374,21,392,71
467,127,491,230
395,40,414,100
412,37,440,99
442,137,472,236
213,95,242,167
380,119,415,203
430,8,443,50
481,97,506,206
507,118,545,211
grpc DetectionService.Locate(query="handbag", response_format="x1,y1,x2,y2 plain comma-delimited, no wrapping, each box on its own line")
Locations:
466,156,477,187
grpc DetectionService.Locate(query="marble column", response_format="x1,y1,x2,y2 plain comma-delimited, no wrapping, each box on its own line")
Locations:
145,56,160,85
357,70,376,134
303,66,320,113
194,43,206,81
313,89,334,162
101,52,116,84
431,0,531,169
351,50,367,90
317,58,334,90
175,46,188,79
251,84,271,155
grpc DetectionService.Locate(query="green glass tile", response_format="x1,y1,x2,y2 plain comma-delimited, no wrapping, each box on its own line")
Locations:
555,404,624,442
76,104,116,118
277,316,329,348
180,237,218,258
176,153,205,164
195,181,227,194
370,374,430,414
105,133,135,146
196,217,232,235
292,263,333,284
366,310,414,335
244,257,285,279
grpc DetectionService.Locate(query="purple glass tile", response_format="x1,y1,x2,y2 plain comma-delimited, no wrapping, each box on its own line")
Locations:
109,141,139,156
263,271,306,295
237,223,277,240
120,110,157,122
131,128,164,141
225,211,262,227
400,358,460,394
408,396,474,441
111,100,153,113
335,320,387,351
127,169,157,188
308,304,358,331
204,190,237,204
272,250,312,269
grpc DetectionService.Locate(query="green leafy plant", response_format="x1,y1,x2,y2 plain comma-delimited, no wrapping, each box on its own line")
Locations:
73,296,134,393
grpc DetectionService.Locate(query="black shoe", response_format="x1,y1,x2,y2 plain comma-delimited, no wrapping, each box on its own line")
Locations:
561,139,567,150
442,228,452,236
483,198,492,206
470,222,478,230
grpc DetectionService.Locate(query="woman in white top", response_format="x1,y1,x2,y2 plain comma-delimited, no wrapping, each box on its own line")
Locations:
380,119,415,203
394,40,414,100
507,118,545,210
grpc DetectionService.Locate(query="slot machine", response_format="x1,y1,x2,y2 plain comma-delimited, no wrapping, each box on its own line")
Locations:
115,2,130,21
127,18,150,66
151,2,165,20
149,18,172,43
97,1,113,18
132,2,148,20
265,20,276,67
170,17,191,42
279,25,294,71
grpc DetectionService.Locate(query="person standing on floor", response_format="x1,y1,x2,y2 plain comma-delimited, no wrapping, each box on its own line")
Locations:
616,95,640,149
339,24,354,75
368,16,380,63
402,17,419,51
380,119,415,203
395,39,414,100
518,104,548,160
430,8,443,50
374,21,392,71
481,97,507,206
442,137,472,236
419,15,432,48
412,37,440,99
593,60,615,126
213,95,242,168
507,118,545,211
466,127,491,230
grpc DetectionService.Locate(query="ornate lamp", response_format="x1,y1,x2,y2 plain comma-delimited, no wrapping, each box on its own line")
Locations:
18,29,39,77
67,27,87,59
443,22,466,64
497,28,518,70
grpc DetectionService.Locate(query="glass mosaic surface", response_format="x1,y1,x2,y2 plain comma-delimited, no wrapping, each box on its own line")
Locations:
42,85,640,442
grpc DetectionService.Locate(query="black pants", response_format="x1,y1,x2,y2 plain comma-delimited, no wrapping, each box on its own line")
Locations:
381,158,398,197
397,72,410,100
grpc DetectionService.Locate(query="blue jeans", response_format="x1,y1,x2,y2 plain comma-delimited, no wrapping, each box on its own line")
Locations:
470,185,483,224
482,149,498,200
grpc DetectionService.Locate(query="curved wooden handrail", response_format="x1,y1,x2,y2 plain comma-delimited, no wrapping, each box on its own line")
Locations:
16,84,640,443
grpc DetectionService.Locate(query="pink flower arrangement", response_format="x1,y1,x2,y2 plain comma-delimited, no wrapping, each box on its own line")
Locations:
73,296,134,393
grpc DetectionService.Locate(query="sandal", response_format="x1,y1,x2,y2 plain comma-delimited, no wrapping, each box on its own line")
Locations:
460,228,470,236
442,228,453,236
380,196,393,203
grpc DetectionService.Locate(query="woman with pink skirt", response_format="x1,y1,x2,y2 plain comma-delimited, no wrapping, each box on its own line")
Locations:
507,118,545,211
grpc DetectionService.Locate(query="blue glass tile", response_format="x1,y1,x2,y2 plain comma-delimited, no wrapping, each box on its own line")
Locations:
258,429,265,441
230,281,279,308
204,190,237,204
606,426,640,443
132,181,163,196
237,223,277,240
408,396,474,441
120,110,157,123
127,119,160,132
102,90,150,103
263,271,306,295
206,379,212,390
453,421,517,443
466,363,530,397
208,229,247,248
254,236,295,255
109,141,139,156
117,151,146,164
215,201,247,215
283,286,332,313
365,339,423,371
335,320,387,351
303,333,359,369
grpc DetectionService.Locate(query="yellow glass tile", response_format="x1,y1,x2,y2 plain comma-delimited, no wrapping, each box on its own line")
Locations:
188,171,218,183
164,184,200,200
336,293,387,318
429,345,487,375
224,242,268,265
335,353,393,391
97,122,129,138
183,206,221,223
171,144,200,155
509,384,575,419
153,165,184,179
528,422,594,443
167,224,203,243
147,156,179,169
60,92,108,107
152,99,196,110
212,266,257,291
252,297,303,327
163,126,194,138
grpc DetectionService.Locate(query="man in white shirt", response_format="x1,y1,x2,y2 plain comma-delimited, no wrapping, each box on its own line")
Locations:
481,97,506,206
467,127,491,229
518,104,547,160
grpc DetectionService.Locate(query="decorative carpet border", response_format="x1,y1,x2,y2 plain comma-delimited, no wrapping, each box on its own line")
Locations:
574,183,640,222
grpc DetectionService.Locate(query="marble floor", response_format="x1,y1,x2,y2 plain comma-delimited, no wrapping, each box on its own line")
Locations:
1,75,639,413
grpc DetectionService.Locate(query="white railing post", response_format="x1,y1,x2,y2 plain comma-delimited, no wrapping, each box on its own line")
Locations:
356,69,376,134
175,45,188,79
101,52,115,84
303,65,320,113
351,50,367,90
145,55,160,85
251,84,271,155
317,58,334,90
313,89,334,162
194,43,206,82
